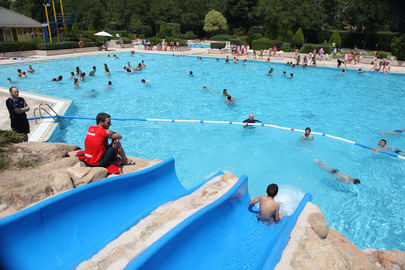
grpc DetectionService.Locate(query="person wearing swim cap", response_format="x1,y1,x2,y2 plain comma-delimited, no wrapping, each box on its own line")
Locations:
315,159,360,184
300,127,314,141
249,183,283,223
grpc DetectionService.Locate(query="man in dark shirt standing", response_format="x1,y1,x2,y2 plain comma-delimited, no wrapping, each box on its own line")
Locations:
6,86,30,141
243,113,261,127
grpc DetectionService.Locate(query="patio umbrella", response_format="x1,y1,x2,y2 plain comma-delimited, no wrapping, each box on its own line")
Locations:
94,31,113,46
94,31,113,37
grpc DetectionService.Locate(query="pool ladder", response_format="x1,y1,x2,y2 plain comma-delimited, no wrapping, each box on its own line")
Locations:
33,103,64,128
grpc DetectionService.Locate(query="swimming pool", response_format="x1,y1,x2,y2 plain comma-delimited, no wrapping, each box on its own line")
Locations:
187,43,210,48
1,52,405,250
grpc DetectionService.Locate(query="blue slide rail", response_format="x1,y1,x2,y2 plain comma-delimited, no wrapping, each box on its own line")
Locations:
0,158,222,270
128,175,312,270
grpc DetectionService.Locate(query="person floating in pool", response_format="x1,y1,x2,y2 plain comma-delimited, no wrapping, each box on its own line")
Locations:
52,75,63,82
300,127,314,141
202,86,219,94
315,159,360,184
249,183,283,223
386,129,405,135
376,139,404,155
82,112,135,172
141,79,149,85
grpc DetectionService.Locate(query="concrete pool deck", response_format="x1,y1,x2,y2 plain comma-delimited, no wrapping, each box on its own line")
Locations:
1,45,404,142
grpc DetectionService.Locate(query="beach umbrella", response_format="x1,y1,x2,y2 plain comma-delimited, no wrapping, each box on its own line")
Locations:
94,31,113,46
94,31,113,37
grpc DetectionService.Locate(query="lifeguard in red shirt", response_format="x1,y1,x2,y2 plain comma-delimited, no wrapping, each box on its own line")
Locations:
84,112,135,168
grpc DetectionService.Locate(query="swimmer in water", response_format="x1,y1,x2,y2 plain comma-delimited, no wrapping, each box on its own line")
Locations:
289,73,293,78
86,89,98,98
89,66,96,76
339,69,345,75
243,113,262,127
27,65,35,73
385,129,405,135
249,183,283,223
106,81,112,88
283,71,286,76
300,127,314,141
202,86,219,94
70,72,76,79
315,159,360,184
222,89,228,97
74,78,79,87
17,69,26,78
141,79,149,85
225,95,246,103
52,75,63,81
376,139,404,155
6,78,12,83
266,58,270,63
267,68,274,75
243,59,247,65
358,68,363,73
225,56,230,64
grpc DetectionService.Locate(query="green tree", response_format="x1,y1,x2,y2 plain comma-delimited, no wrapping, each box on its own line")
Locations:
329,30,341,47
129,17,144,34
0,0,10,9
391,34,405,60
203,9,227,35
224,0,258,32
293,28,304,47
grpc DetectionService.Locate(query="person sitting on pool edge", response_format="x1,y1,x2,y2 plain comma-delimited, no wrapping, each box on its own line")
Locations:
315,159,360,184
300,127,314,141
249,183,283,223
82,112,135,171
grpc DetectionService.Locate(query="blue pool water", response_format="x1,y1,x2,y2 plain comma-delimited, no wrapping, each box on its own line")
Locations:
1,52,405,250
187,43,210,48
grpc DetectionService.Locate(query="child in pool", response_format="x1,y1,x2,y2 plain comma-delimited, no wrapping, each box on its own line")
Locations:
249,184,283,223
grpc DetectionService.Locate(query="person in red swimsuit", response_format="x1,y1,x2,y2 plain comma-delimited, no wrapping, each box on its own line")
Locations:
84,112,135,168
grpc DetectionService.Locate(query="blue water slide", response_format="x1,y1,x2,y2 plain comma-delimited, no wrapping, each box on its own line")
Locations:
128,175,312,270
0,158,221,270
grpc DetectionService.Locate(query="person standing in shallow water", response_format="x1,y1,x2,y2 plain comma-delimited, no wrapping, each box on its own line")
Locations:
6,86,30,141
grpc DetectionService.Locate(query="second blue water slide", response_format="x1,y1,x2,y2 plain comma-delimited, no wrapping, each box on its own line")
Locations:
128,176,312,270
0,158,221,270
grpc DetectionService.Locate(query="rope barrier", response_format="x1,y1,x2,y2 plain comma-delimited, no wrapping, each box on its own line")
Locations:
27,115,405,160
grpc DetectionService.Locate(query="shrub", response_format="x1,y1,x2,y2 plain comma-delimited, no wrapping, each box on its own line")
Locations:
251,38,270,50
391,34,405,60
280,42,294,52
268,40,283,49
252,33,263,40
209,34,232,41
0,130,24,147
210,42,226,49
121,37,132,44
184,31,197,39
138,34,145,39
141,25,153,38
37,41,78,50
378,51,389,59
293,28,304,47
229,38,245,45
300,43,332,54
0,41,37,52
329,30,341,48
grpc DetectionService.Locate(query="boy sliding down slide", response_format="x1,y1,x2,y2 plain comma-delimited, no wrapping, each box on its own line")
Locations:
249,184,283,223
